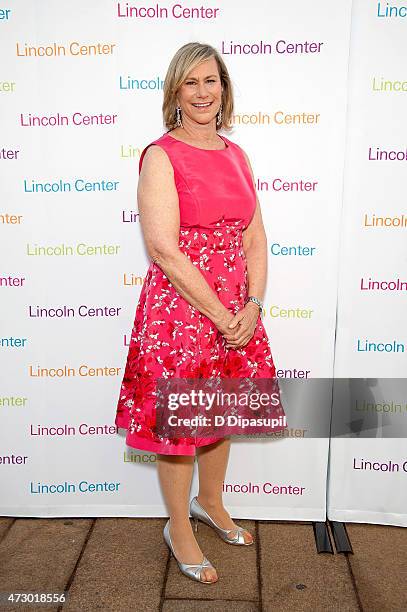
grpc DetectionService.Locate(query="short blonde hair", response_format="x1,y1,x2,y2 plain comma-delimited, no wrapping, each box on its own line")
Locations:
162,42,234,132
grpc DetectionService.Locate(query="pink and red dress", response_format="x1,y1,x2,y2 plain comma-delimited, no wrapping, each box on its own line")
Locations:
115,132,280,455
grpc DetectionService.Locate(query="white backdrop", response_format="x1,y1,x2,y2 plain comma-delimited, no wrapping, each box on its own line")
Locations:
327,0,407,528
0,0,367,521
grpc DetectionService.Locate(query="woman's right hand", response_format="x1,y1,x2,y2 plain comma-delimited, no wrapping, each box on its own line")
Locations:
214,310,237,337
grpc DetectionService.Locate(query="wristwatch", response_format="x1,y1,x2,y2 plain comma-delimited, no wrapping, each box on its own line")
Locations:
245,295,263,315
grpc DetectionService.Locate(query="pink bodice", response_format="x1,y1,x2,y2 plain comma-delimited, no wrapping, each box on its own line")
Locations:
139,132,257,230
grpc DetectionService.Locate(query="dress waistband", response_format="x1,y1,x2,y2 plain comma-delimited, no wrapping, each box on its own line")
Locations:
178,225,244,254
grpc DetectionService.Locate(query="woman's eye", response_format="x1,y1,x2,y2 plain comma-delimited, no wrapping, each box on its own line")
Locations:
185,80,216,85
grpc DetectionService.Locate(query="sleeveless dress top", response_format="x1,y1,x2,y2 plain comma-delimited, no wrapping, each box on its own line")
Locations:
115,131,281,455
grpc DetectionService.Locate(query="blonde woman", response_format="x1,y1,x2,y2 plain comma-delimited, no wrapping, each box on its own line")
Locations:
116,42,281,584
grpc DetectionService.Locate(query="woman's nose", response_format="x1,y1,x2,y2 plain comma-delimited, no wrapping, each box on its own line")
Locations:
196,82,209,98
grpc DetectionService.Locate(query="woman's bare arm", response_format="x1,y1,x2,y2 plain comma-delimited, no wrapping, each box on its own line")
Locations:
138,145,232,329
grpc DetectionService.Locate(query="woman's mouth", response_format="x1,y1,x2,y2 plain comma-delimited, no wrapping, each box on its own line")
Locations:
191,101,213,109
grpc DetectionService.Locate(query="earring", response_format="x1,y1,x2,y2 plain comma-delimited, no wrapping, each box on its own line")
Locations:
176,106,183,128
216,103,223,126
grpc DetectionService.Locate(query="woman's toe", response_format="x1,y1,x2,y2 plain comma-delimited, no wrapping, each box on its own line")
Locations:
203,568,218,582
227,527,253,543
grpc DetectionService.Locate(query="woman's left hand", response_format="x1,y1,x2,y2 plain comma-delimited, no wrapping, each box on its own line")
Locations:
222,303,260,349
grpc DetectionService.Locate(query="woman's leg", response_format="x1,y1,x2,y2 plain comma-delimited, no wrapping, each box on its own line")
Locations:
196,439,253,543
157,453,218,582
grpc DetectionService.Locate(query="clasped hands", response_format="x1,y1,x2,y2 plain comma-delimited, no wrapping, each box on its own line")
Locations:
216,302,260,350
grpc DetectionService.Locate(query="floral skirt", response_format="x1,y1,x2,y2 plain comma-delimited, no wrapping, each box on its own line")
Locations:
115,225,279,455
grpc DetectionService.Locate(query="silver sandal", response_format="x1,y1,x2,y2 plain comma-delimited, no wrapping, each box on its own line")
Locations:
163,519,218,584
190,496,254,546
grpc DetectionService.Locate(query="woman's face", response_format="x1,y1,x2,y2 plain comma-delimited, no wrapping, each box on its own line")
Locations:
176,57,223,127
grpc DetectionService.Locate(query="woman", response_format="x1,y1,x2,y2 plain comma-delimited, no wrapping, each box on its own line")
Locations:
115,42,282,584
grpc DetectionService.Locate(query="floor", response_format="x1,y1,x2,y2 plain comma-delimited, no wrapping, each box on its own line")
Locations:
0,517,406,611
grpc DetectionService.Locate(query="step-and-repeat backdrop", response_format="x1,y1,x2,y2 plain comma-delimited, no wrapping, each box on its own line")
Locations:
1,0,403,526
327,1,407,528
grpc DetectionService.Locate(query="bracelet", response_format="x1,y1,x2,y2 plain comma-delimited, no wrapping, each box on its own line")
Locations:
245,295,263,313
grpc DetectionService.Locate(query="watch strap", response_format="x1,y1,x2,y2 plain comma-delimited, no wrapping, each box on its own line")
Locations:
245,295,263,313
